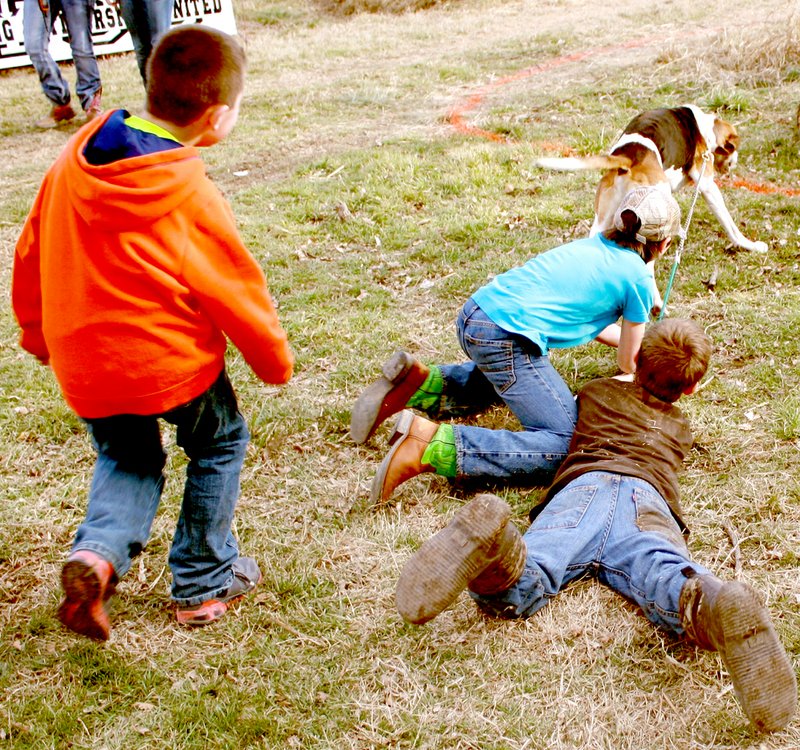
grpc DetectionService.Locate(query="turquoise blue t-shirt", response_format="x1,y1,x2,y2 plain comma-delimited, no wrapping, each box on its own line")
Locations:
471,234,654,354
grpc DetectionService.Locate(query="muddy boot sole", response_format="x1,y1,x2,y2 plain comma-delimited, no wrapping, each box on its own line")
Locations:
396,494,512,625
715,581,797,732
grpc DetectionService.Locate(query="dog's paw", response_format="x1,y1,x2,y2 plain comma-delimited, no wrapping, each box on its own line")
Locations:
749,240,769,254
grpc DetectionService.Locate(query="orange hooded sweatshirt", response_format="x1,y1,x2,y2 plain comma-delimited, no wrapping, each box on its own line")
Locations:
12,111,294,418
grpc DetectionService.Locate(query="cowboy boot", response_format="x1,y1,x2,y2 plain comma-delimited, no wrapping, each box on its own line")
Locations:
396,494,526,625
350,351,429,444
370,410,438,505
58,550,117,641
679,573,797,732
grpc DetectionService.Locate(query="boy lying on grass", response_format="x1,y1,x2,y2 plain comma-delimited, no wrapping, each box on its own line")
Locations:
395,319,796,733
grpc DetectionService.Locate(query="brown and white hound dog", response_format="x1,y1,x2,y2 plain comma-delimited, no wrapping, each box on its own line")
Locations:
537,105,767,254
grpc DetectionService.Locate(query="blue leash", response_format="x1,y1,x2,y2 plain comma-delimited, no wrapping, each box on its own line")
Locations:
657,151,711,320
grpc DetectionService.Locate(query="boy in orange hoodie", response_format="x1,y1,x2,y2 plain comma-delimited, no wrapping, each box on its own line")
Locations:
12,26,294,640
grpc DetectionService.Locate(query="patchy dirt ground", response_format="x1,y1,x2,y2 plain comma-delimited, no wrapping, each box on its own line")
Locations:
2,0,791,194
228,0,795,182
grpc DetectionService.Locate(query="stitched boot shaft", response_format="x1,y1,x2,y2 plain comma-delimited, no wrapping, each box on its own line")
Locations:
396,494,525,625
679,574,797,732
350,351,429,444
370,410,438,505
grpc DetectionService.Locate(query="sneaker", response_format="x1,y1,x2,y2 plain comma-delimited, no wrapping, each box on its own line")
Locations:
58,550,116,641
176,557,262,626
85,91,103,122
35,102,76,130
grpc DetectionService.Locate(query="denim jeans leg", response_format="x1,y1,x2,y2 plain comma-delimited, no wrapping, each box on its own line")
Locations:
432,301,505,418
118,0,173,81
436,360,502,418
453,425,569,481
60,0,102,109
449,300,576,479
597,475,710,634
76,415,168,577
23,0,71,106
472,476,611,616
165,371,250,606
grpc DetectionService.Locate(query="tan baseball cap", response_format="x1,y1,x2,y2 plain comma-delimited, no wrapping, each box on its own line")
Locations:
613,186,682,243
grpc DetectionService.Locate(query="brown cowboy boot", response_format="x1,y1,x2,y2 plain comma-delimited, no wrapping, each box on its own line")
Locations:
58,550,117,641
679,573,797,732
396,494,525,624
35,102,76,129
370,410,438,505
350,351,429,444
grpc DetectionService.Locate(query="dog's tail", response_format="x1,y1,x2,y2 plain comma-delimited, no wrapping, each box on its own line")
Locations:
535,154,632,172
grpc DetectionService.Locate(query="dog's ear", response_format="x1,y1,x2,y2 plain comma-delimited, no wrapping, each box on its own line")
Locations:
713,120,740,155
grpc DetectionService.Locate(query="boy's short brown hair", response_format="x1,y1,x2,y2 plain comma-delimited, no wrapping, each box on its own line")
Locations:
636,319,711,402
146,26,246,127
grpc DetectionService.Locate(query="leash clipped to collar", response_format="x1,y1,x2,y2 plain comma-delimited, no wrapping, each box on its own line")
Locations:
657,150,712,320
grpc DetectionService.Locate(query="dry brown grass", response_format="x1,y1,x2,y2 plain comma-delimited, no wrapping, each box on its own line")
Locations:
315,0,450,15
715,10,800,83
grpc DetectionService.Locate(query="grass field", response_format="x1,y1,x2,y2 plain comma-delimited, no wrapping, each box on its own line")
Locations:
1,0,800,747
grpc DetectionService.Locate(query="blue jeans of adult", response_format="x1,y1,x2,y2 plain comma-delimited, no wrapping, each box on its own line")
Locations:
118,0,173,82
23,0,102,110
472,471,711,634
72,369,250,607
429,299,577,482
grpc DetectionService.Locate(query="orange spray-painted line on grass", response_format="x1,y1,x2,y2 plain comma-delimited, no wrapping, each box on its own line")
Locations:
447,37,658,151
448,36,799,197
718,174,800,198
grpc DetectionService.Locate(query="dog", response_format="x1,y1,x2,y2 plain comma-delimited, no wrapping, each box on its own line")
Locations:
536,105,767,254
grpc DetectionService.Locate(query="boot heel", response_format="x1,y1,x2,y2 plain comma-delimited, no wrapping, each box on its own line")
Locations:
387,410,414,447
381,351,413,382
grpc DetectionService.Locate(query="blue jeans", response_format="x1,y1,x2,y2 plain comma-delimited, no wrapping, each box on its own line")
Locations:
23,0,102,110
118,0,173,82
72,370,250,606
473,472,710,634
431,299,577,481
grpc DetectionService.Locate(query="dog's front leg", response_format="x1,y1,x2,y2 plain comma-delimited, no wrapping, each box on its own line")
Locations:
700,179,768,253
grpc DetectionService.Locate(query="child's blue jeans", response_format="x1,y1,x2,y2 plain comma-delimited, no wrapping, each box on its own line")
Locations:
429,299,577,482
73,369,250,606
472,471,710,634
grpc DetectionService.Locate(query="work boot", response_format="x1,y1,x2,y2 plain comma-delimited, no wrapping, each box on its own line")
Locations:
35,102,76,129
58,550,117,641
396,494,526,624
350,351,429,444
370,410,438,505
85,90,103,121
679,574,797,732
